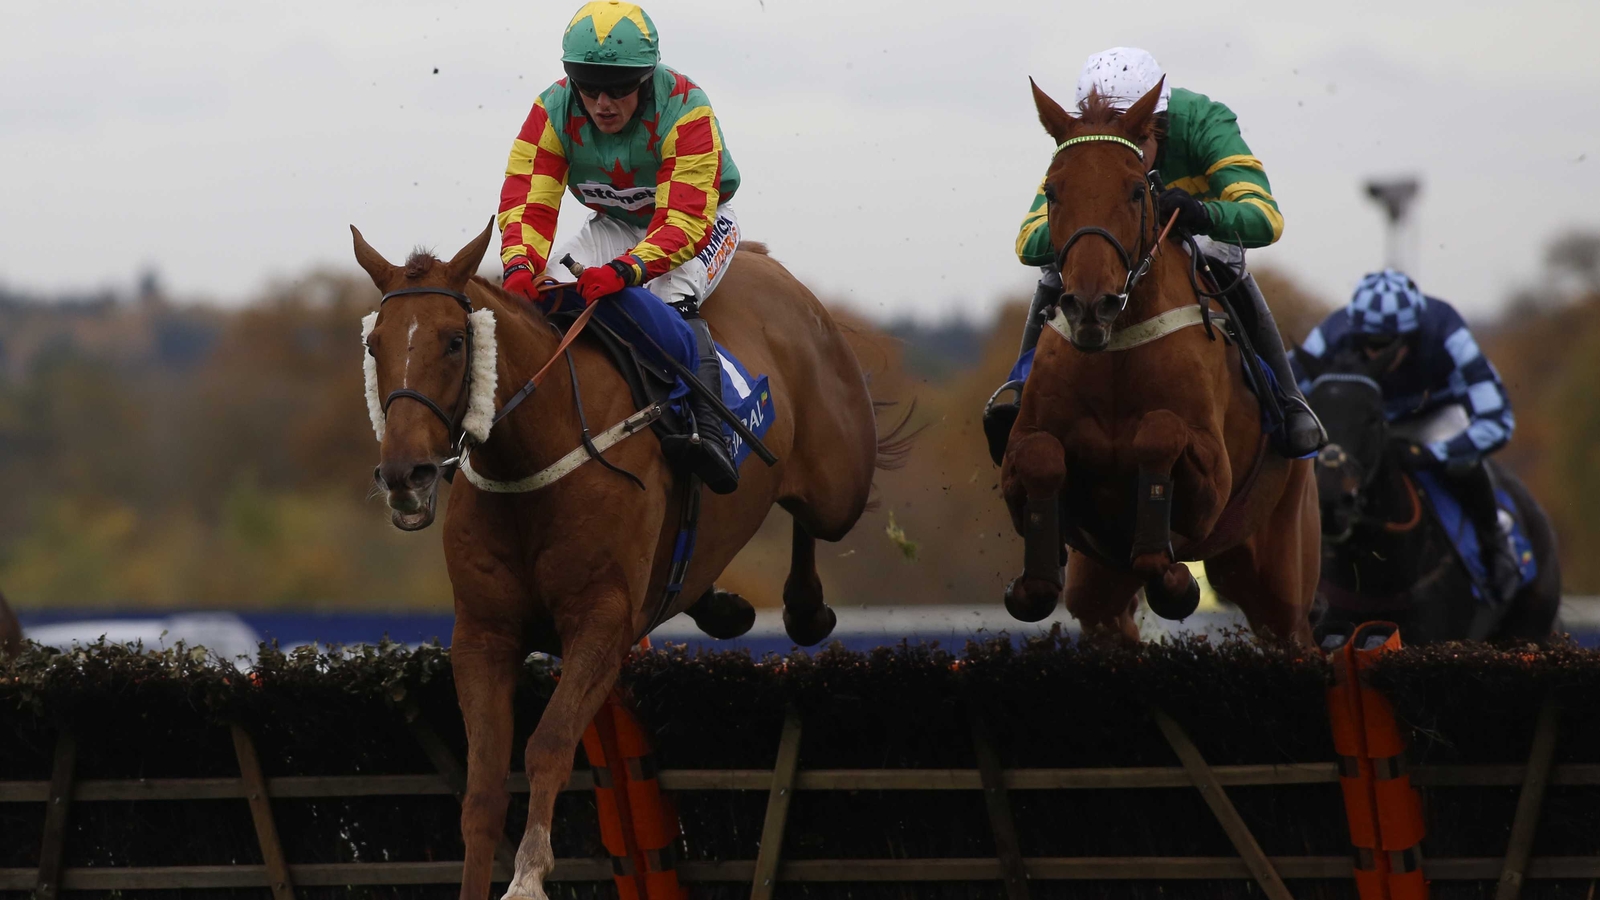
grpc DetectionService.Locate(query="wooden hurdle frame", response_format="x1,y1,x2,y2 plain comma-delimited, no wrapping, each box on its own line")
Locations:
0,693,1572,898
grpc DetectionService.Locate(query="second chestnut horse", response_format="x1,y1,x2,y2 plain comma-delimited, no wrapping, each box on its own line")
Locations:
1001,79,1317,643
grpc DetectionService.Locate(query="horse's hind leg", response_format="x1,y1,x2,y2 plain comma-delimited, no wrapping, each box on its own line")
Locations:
1064,548,1142,641
782,519,837,646
1205,467,1318,644
686,586,757,639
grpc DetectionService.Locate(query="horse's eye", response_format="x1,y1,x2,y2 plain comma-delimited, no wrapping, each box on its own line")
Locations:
446,334,465,355
1130,185,1145,203
1043,184,1057,204
365,341,375,358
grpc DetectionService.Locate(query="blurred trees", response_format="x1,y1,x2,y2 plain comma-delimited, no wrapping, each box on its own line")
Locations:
0,238,1596,611
0,273,450,608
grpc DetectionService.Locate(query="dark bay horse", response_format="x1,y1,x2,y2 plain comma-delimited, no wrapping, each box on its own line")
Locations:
1307,349,1560,642
353,223,895,900
1001,79,1317,643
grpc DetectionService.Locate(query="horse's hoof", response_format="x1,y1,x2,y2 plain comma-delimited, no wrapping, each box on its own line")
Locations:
686,588,756,639
1005,574,1061,622
1144,563,1200,620
783,603,837,646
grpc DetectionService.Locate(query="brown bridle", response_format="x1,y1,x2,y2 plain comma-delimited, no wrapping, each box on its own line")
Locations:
374,279,591,478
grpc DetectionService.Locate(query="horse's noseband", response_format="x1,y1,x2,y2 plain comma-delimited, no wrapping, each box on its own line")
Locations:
376,286,476,468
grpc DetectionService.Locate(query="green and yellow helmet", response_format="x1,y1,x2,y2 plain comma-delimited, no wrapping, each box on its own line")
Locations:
561,2,659,88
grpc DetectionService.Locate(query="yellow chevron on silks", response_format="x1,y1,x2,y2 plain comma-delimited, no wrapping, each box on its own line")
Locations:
569,2,652,44
1239,197,1284,241
1165,174,1209,197
1017,207,1049,260
1205,154,1264,176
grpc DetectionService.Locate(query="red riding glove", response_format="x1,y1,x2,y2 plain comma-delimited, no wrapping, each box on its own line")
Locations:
502,263,536,301
573,260,635,305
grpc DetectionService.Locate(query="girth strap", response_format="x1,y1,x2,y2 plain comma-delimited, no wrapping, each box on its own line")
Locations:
1048,303,1228,352
460,403,664,493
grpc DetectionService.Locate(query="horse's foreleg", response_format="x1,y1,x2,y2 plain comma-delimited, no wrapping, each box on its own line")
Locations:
1003,429,1066,622
453,616,524,900
505,585,635,900
1130,410,1201,620
782,520,837,646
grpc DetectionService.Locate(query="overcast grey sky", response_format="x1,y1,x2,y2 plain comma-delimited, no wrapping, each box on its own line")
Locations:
3,0,1597,321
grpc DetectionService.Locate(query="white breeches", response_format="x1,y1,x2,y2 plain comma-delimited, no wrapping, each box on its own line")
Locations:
548,204,740,310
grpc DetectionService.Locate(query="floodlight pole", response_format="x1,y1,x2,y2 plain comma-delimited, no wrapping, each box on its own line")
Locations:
1364,177,1421,273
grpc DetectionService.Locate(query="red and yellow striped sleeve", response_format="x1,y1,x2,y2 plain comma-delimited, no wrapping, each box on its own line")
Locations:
497,95,569,273
625,106,724,283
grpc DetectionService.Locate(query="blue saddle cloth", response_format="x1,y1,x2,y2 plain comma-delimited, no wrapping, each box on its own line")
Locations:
546,286,774,468
1411,468,1537,602
1006,344,1312,459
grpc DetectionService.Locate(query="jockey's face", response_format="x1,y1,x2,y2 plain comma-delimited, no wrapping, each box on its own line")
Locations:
579,88,640,134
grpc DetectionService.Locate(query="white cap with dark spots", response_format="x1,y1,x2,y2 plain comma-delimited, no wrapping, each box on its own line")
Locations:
1075,47,1171,113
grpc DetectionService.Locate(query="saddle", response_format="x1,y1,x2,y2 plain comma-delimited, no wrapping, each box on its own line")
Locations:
547,307,692,454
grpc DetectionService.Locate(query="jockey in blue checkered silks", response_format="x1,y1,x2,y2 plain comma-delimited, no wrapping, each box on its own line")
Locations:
1292,269,1520,597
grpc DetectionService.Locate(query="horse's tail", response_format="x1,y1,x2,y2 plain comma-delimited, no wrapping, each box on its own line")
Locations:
873,398,922,472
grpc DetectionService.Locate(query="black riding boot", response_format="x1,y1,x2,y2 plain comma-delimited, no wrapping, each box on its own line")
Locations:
1231,271,1326,457
683,315,740,494
983,267,1060,466
1453,461,1521,602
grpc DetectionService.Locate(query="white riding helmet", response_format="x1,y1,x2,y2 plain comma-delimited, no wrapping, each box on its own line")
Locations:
1075,47,1171,114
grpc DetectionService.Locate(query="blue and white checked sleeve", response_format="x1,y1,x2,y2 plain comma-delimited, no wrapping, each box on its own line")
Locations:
1428,318,1514,466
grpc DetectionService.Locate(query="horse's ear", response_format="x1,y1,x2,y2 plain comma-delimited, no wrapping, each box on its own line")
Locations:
1120,76,1165,141
1030,77,1076,142
444,218,496,286
351,225,398,288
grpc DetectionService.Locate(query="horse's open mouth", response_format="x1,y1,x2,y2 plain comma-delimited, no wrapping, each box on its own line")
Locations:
388,486,438,531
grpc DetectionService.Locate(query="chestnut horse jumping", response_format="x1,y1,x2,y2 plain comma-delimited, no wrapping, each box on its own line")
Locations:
354,222,893,900
1001,79,1317,642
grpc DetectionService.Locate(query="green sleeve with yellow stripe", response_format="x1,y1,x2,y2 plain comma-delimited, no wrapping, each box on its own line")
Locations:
1016,178,1054,266
1160,88,1283,249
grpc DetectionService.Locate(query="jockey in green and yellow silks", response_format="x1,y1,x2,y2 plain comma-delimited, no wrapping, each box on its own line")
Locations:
496,1,743,493
983,47,1325,467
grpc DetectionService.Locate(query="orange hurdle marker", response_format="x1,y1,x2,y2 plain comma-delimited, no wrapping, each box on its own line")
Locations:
581,640,684,900
1327,622,1428,900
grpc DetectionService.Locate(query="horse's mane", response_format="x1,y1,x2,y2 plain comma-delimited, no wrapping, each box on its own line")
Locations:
404,249,438,279
468,274,549,327
1074,89,1167,141
1076,90,1123,126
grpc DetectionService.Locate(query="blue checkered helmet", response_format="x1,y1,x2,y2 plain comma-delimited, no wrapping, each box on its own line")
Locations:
1347,269,1427,335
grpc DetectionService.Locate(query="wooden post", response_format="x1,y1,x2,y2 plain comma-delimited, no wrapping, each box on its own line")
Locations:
33,729,76,900
231,724,296,900
750,707,803,900
967,698,1030,900
1496,696,1562,900
403,703,518,873
1152,707,1294,900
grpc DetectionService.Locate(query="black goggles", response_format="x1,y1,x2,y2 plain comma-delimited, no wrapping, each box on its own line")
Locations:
572,76,649,101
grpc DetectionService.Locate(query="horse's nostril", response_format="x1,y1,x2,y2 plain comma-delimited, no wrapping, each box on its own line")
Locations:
1097,294,1125,316
408,464,439,489
1060,293,1080,311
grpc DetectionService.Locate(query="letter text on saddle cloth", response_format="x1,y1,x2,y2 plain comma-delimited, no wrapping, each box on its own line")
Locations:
542,285,775,468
